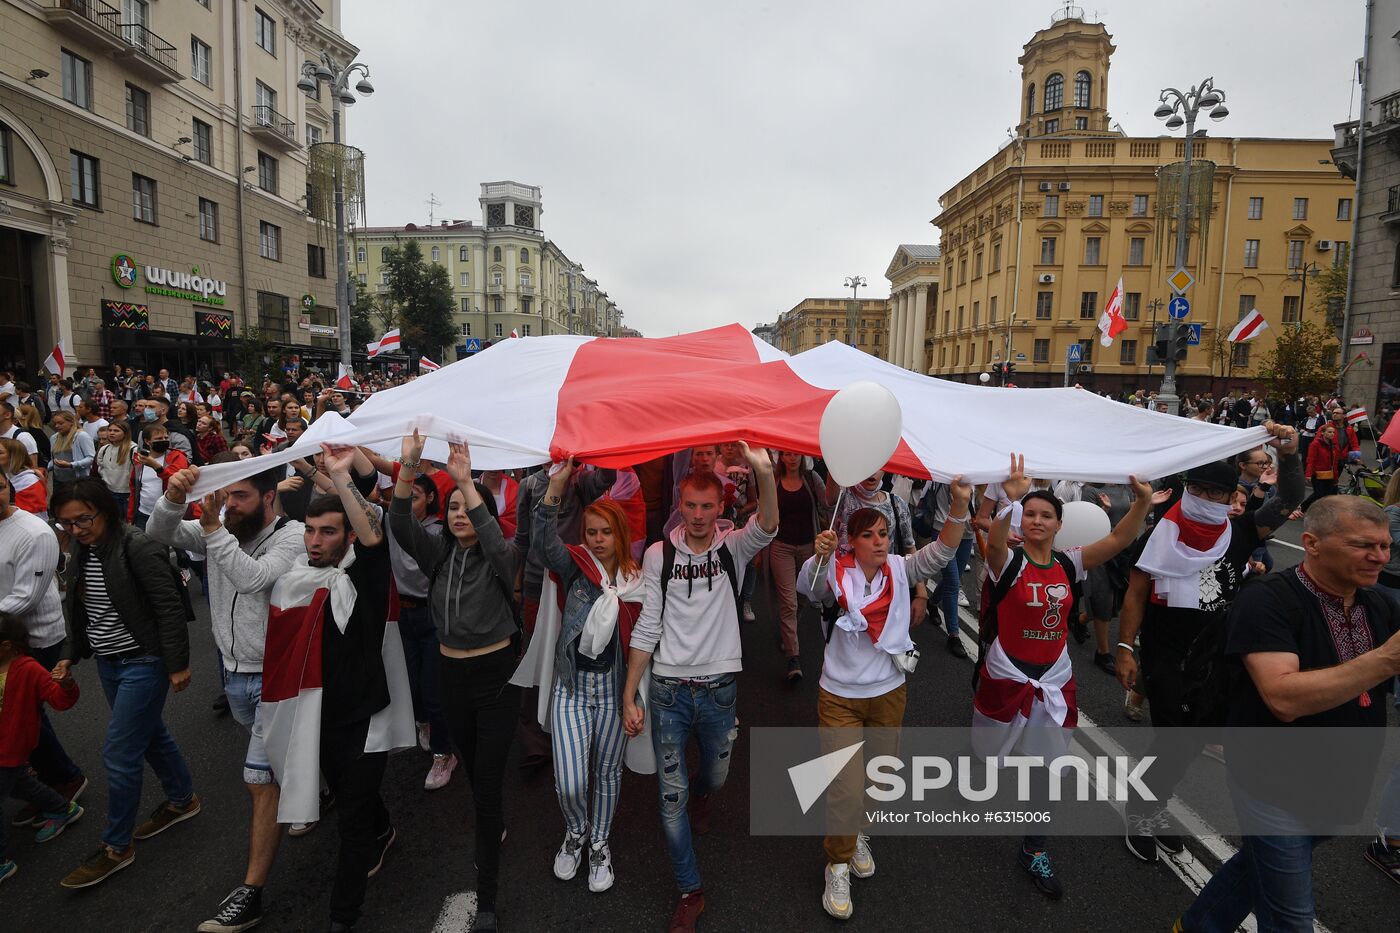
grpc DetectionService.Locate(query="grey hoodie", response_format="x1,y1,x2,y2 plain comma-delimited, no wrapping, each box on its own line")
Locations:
389,494,518,650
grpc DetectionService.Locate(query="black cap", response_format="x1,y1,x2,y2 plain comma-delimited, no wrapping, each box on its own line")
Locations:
1184,460,1240,492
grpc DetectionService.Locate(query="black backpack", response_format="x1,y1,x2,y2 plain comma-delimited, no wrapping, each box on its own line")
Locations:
972,547,1079,690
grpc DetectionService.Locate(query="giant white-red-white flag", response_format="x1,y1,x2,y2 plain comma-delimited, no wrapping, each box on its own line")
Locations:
1228,310,1269,343
42,340,66,378
1097,278,1128,347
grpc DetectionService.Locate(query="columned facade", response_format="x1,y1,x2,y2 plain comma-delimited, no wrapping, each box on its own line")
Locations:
884,244,941,372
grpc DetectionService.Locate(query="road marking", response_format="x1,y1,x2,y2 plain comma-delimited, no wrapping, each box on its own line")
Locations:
433,891,478,933
1270,538,1304,552
955,604,1332,933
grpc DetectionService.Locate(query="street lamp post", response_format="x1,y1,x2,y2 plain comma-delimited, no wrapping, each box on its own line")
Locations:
1153,77,1228,414
843,275,867,349
298,54,375,371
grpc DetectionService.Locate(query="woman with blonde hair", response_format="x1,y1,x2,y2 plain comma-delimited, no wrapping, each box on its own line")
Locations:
49,410,95,486
14,404,51,465
96,420,134,517
0,437,48,517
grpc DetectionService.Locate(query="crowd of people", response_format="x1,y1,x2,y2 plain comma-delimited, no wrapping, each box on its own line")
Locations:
0,363,1397,933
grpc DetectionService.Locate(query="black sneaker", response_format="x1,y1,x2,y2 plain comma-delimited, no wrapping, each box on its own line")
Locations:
197,885,264,932
1157,834,1186,855
1124,808,1172,863
212,694,230,716
947,635,968,658
1364,837,1400,886
1094,651,1117,676
1018,847,1063,899
367,825,396,878
1070,619,1089,645
786,657,803,681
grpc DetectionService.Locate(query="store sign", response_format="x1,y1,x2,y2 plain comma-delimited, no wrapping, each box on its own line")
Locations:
309,324,338,337
195,310,233,339
111,253,228,306
101,299,149,330
301,294,317,311
1351,327,1375,346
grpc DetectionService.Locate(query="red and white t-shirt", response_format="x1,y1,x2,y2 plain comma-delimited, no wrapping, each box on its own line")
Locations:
987,547,1086,666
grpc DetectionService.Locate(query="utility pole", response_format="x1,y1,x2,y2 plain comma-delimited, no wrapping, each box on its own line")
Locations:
843,276,867,348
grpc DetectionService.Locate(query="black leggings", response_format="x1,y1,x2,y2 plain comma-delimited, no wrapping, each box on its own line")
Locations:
439,646,520,912
1301,477,1338,511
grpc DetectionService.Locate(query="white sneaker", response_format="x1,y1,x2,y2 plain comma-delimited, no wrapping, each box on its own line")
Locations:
424,753,457,791
416,722,431,752
957,590,971,608
587,841,614,892
742,601,756,622
288,821,316,837
822,862,853,920
850,832,875,877
553,831,585,881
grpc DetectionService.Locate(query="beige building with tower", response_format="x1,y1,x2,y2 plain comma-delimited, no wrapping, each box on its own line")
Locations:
0,0,362,376
772,297,887,358
352,181,627,358
928,8,1354,394
884,244,941,371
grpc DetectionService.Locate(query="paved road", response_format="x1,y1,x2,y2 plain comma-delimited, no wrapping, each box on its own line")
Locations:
7,510,1396,932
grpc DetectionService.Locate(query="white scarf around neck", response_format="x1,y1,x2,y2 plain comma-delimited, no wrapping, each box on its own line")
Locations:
827,553,914,655
578,552,646,659
280,546,359,632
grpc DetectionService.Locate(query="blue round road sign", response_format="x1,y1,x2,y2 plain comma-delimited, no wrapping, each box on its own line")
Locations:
1168,296,1190,319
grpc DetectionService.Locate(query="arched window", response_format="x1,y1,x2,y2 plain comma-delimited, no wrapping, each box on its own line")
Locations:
1074,71,1091,109
493,246,502,262
520,248,529,264
355,247,366,263
380,247,390,262
1026,83,1036,119
459,246,469,262
431,246,440,262
1044,73,1063,111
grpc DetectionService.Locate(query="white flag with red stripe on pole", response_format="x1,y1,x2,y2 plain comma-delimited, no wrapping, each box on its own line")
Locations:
419,356,440,372
1228,309,1268,343
367,328,401,359
1348,407,1368,426
335,363,355,391
1097,278,1128,347
510,328,520,339
42,340,66,378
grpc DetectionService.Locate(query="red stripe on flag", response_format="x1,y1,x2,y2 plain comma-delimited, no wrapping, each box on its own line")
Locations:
262,589,328,701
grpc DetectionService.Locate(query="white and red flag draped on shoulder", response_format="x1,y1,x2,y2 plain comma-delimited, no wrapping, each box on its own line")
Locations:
186,324,1279,498
42,340,66,378
418,356,440,372
1097,278,1127,347
1228,309,1269,343
1348,407,1368,426
335,363,355,390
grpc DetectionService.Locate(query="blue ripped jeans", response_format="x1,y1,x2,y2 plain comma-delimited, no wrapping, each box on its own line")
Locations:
649,674,738,893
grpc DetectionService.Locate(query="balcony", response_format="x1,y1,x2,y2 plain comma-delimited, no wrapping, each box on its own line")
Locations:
486,282,505,295
250,106,299,150
1382,186,1400,226
113,22,180,83
44,2,182,83
519,284,535,296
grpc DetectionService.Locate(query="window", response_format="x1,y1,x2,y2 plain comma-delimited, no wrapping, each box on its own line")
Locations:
989,296,998,323
1073,71,1091,108
125,84,150,136
192,118,212,165
1043,195,1059,217
357,273,366,286
1282,295,1301,324
461,321,471,336
992,243,1002,272
69,150,101,207
943,309,951,332
254,81,276,121
939,347,947,368
1248,197,1263,220
1123,292,1141,320
1132,195,1148,216
522,324,532,336
460,299,471,315
956,306,964,329
257,151,277,194
1026,83,1036,119
459,272,470,286
1044,118,1059,134
1292,198,1309,220
305,125,322,147
953,346,960,366
459,246,469,262
198,198,218,242
958,258,967,284
259,221,281,260
61,51,91,109
1334,241,1349,268
492,297,503,314
974,252,983,279
191,37,211,86
307,244,326,278
1238,294,1256,319
0,125,10,185
1128,237,1146,266
972,301,981,327
1075,116,1088,131
1035,291,1054,319
1077,338,1094,363
494,323,503,338
380,247,390,262
1034,338,1050,363
520,248,529,264
1087,195,1103,217
379,270,389,285
1080,291,1097,319
493,246,502,262
491,270,503,286
1243,239,1260,268
1287,240,1305,270
131,173,156,223
431,246,440,262
356,246,366,263
1084,237,1102,265
257,291,289,342
1040,237,1057,264
255,8,276,55
520,272,532,288
1044,73,1063,111
1337,198,1352,221
1119,339,1138,365
1232,343,1251,368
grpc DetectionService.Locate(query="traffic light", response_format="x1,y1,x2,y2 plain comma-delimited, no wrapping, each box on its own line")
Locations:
1169,322,1191,361
1148,324,1171,365
1005,361,1016,379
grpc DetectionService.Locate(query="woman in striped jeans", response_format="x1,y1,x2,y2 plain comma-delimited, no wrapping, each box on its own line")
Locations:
531,458,643,894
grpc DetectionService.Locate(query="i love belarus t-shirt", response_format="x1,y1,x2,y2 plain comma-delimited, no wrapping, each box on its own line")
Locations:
988,547,1087,666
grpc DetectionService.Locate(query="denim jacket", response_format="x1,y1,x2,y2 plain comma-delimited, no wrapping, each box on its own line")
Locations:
531,501,631,699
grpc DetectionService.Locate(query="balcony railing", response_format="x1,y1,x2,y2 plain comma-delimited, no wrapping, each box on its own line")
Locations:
250,106,298,148
118,22,177,74
45,1,181,82
46,0,121,40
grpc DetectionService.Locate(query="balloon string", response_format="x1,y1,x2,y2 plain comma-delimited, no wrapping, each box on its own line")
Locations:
808,487,845,592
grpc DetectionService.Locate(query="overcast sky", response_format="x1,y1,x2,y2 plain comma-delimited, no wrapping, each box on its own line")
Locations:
342,0,1364,337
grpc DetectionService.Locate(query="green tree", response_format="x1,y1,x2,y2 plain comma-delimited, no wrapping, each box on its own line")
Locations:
1255,319,1340,402
383,240,454,360
235,324,277,379
350,282,392,350
1309,251,1348,332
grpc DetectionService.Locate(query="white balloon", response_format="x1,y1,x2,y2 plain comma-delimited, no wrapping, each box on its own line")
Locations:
819,381,904,487
1055,499,1111,550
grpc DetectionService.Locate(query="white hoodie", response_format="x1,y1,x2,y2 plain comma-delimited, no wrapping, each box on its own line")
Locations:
630,517,776,678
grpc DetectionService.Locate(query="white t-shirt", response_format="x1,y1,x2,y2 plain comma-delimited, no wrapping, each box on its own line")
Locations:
0,381,14,402
1,425,38,459
138,456,166,517
81,417,109,441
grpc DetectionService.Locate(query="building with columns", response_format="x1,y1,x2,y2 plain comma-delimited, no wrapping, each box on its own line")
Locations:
928,8,1353,395
0,0,361,377
772,297,887,357
884,244,941,371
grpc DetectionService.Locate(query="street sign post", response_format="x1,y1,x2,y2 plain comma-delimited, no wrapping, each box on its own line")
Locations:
1065,342,1082,386
1168,296,1190,319
1168,268,1195,294
1186,323,1203,345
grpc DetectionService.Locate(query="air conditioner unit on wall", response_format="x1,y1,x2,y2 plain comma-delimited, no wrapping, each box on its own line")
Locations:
1078,364,1093,373
1058,182,1072,191
1039,273,1056,283
1316,240,1333,251
1038,182,1053,192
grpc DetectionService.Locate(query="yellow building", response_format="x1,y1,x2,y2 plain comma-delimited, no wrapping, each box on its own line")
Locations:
928,9,1354,394
353,182,625,359
885,244,941,370
773,298,888,357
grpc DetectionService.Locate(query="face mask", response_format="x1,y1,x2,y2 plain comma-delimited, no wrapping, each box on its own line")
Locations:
142,409,157,422
1180,491,1231,525
150,440,170,454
